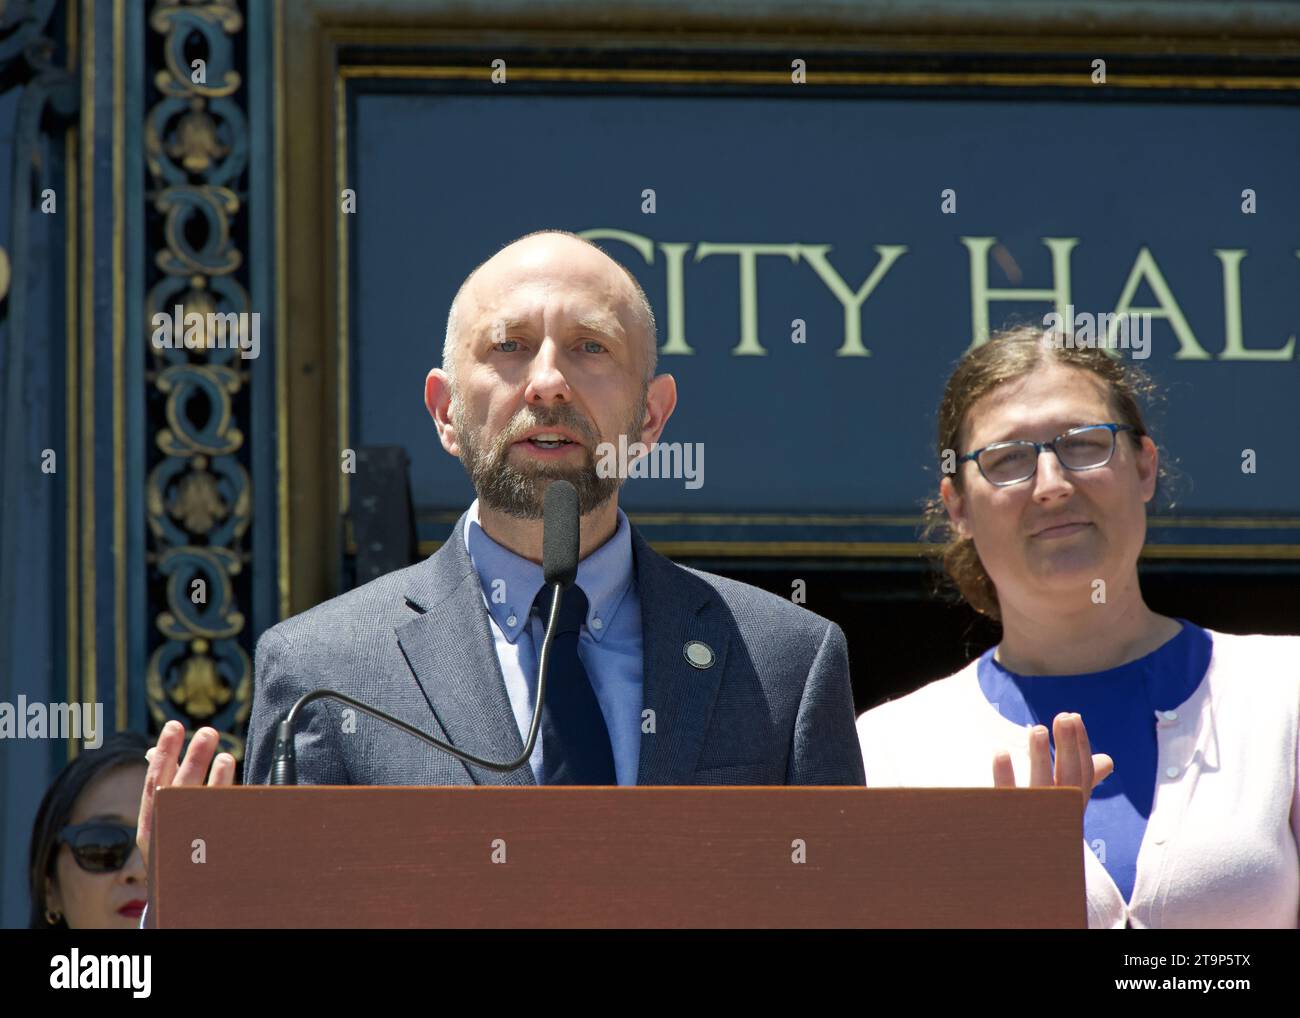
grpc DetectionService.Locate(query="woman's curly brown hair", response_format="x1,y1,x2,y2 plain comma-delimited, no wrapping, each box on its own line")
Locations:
922,323,1171,622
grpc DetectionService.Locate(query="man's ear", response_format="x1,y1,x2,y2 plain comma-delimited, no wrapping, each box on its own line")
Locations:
424,368,460,457
940,475,972,539
636,374,678,447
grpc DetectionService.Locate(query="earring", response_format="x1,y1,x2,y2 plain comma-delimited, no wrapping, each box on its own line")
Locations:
45,908,62,925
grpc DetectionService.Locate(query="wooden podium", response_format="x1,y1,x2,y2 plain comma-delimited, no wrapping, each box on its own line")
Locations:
147,786,1086,928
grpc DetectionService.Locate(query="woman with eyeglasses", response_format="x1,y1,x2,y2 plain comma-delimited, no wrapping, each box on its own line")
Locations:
857,324,1300,928
28,731,151,929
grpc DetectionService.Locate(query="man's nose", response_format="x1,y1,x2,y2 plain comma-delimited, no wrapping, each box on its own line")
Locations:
524,339,572,404
1032,447,1075,501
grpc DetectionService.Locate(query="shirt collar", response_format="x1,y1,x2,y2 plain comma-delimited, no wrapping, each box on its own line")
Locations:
463,498,634,644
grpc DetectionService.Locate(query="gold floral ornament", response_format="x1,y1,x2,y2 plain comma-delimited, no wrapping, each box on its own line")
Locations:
170,455,227,534
182,281,217,322
174,281,246,352
167,98,228,175
168,638,232,719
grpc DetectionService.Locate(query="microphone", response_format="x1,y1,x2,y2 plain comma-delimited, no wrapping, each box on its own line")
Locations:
542,477,579,589
270,479,582,785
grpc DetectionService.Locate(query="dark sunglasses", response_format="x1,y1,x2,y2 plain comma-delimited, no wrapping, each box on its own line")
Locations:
56,821,138,873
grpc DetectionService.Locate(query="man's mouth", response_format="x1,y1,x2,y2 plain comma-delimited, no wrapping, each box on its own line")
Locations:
512,426,587,453
524,433,577,450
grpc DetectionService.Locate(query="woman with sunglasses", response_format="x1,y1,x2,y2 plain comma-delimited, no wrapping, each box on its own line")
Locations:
28,730,151,929
856,325,1300,928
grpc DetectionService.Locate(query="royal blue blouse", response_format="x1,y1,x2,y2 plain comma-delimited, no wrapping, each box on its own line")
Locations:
977,619,1213,902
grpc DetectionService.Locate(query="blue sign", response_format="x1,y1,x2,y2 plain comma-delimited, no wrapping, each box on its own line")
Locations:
347,89,1300,549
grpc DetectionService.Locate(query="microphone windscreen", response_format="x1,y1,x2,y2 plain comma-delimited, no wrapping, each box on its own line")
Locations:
542,479,580,588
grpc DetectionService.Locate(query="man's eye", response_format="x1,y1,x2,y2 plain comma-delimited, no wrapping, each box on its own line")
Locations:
582,340,606,354
495,340,521,353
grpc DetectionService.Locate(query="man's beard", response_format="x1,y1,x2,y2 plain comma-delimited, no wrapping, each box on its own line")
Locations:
453,388,647,520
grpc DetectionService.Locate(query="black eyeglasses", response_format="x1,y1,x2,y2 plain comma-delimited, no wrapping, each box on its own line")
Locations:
957,423,1137,487
56,822,138,873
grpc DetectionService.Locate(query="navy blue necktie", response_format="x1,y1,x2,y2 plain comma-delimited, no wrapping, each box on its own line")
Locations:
532,584,617,785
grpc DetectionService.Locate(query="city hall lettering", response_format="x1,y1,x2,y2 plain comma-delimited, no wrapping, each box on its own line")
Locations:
581,229,1297,362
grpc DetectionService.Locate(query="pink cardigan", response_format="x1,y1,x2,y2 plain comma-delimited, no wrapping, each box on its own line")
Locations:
856,630,1300,928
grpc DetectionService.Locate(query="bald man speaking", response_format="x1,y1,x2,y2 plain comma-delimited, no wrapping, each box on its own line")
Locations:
138,229,863,844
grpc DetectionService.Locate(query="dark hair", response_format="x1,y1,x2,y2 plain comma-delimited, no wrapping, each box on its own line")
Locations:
922,323,1171,621
28,731,151,929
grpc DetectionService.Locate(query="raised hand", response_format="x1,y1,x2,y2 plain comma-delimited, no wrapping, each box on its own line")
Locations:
992,711,1113,807
136,721,237,871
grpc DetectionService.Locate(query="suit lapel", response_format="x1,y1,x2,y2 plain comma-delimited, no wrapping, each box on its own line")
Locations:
631,529,729,785
395,515,535,786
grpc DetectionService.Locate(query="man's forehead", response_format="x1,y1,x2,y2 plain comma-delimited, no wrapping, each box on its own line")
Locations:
474,240,624,293
467,278,632,333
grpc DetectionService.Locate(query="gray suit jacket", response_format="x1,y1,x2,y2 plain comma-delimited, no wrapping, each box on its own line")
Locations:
244,512,865,786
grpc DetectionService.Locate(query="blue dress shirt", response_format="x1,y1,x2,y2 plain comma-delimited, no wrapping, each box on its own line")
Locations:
463,499,644,785
977,618,1212,902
